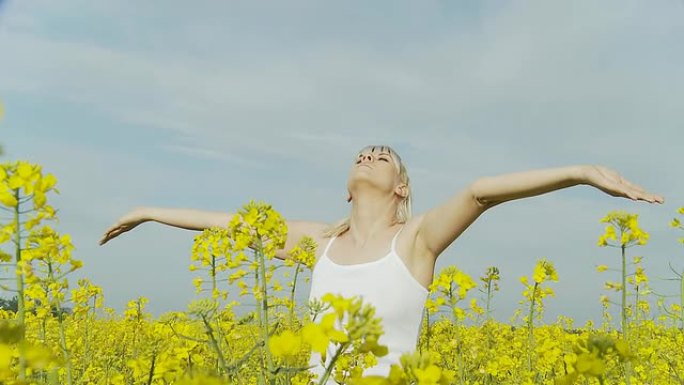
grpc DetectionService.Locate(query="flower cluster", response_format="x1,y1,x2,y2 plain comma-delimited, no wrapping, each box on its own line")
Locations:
597,210,649,247
425,266,478,321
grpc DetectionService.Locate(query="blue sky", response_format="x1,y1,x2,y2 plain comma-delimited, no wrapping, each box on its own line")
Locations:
1,0,683,325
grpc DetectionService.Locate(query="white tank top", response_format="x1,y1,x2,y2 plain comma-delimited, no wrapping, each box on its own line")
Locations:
307,226,429,380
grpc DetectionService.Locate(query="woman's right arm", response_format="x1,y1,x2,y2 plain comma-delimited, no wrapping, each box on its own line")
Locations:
99,207,328,261
98,206,230,246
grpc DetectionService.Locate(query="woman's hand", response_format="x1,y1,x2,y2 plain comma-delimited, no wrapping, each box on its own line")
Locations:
99,207,150,245
582,165,664,204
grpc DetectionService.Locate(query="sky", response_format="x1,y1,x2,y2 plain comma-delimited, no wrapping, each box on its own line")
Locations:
0,0,683,326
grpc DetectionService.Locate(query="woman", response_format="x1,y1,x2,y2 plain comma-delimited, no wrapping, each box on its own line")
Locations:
99,145,664,379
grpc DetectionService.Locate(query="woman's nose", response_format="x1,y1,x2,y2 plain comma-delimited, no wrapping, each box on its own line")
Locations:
362,154,373,162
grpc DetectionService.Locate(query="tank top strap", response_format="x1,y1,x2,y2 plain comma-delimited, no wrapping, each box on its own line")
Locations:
322,235,337,257
390,225,405,254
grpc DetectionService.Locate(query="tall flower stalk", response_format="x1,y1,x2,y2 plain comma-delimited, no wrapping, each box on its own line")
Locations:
0,161,58,379
666,207,684,329
425,266,477,383
597,210,650,385
22,226,81,385
284,236,316,326
479,267,500,323
519,258,557,373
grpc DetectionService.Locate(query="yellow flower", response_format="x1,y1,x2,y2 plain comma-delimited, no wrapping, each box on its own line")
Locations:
192,277,203,293
596,265,608,273
228,269,247,284
575,352,605,376
302,312,348,358
268,330,302,360
453,270,476,299
424,298,439,314
532,259,557,283
0,189,17,207
287,236,317,268
414,365,442,384
322,293,354,320
634,266,648,285
533,263,546,283
469,298,485,315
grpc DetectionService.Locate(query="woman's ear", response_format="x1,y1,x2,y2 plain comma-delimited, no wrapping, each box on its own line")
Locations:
395,184,408,199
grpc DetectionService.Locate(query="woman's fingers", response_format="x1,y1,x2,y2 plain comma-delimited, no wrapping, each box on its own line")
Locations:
624,185,664,204
99,231,113,245
99,209,147,245
595,166,664,204
99,225,127,245
622,177,664,203
619,176,646,193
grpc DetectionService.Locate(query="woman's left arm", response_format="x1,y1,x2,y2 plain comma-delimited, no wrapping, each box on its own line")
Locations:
417,164,664,259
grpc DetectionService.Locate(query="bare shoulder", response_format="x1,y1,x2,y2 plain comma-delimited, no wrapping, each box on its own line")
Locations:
396,214,438,289
287,220,329,245
275,220,330,261
400,214,429,256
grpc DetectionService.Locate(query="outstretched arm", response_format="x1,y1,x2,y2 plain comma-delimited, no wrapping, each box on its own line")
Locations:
99,207,231,245
99,206,327,261
416,165,664,259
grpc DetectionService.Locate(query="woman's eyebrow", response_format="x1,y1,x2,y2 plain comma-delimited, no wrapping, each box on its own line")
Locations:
357,149,392,159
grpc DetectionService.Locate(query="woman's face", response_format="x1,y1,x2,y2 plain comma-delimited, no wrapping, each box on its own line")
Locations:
347,146,402,195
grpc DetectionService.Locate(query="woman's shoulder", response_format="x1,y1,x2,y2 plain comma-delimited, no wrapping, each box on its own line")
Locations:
401,214,425,237
286,220,330,239
274,221,331,261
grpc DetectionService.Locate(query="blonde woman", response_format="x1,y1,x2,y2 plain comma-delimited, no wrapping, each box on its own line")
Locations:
99,145,663,379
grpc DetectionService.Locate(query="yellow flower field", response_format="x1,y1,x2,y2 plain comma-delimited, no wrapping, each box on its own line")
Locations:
1,161,683,385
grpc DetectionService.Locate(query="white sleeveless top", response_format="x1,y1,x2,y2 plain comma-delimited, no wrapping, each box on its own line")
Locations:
307,226,429,380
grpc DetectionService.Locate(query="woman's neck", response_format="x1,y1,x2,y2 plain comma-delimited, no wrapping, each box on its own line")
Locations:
347,193,397,246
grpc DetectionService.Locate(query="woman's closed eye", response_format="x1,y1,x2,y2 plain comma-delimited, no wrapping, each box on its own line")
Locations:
355,153,390,163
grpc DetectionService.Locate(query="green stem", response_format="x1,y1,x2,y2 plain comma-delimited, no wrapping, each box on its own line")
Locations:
527,282,538,373
201,315,229,373
317,344,347,385
57,309,73,385
40,317,46,344
13,189,26,380
253,262,266,385
255,238,274,384
635,285,640,330
621,244,631,385
48,261,73,385
211,254,217,293
485,280,492,322
423,308,431,352
455,321,464,384
289,263,301,326
621,245,628,340
680,269,684,330
210,254,228,372
84,298,94,367
146,351,157,385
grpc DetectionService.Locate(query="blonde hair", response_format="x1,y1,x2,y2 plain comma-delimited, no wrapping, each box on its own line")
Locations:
323,145,412,238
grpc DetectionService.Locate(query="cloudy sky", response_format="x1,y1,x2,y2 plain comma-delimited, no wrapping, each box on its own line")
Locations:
1,1,682,325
